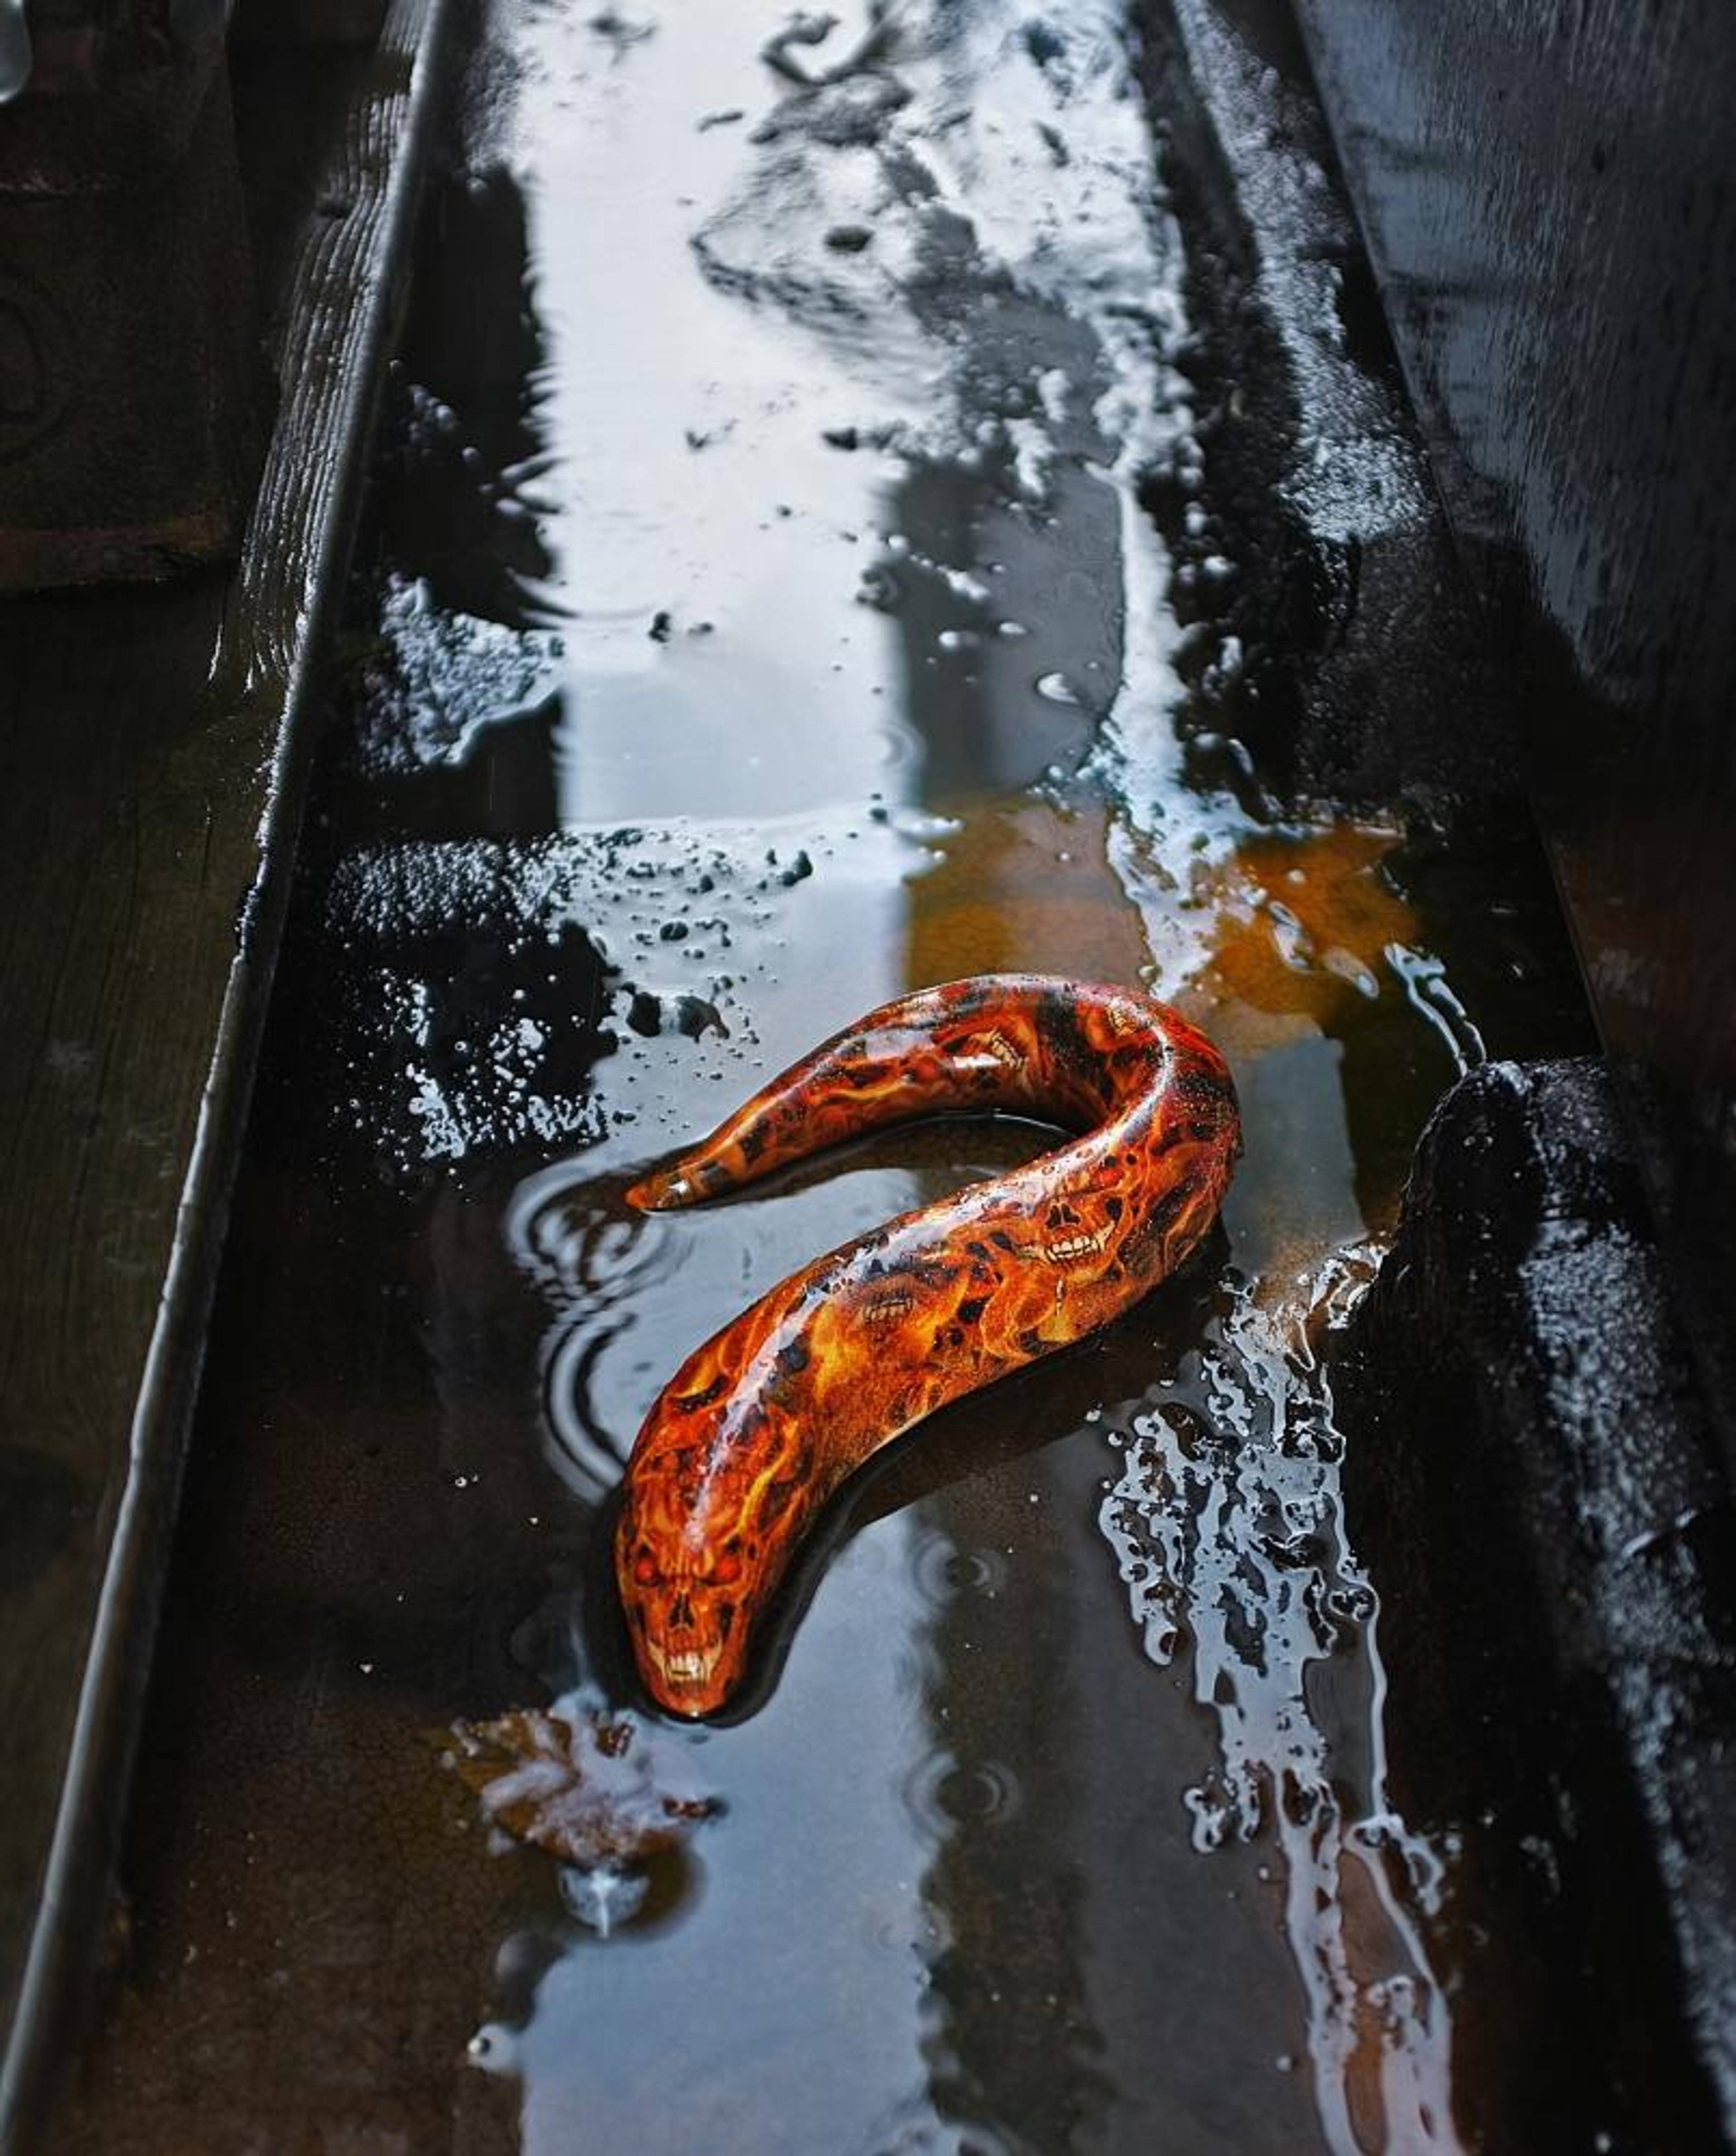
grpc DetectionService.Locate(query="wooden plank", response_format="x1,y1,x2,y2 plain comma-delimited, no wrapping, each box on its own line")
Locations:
0,4,451,2136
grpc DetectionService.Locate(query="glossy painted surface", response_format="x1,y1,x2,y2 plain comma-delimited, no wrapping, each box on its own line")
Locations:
618,978,1238,1713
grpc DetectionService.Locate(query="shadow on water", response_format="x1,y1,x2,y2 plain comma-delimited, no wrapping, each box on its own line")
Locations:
50,3,1603,2154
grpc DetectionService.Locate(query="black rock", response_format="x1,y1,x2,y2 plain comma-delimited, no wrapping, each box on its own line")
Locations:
1337,1057,1736,2149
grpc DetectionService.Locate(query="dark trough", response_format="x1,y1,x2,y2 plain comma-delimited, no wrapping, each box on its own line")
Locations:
1,0,1732,2149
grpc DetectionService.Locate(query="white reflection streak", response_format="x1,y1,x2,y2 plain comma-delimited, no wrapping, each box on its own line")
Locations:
1098,1263,1462,2152
1386,941,1488,1076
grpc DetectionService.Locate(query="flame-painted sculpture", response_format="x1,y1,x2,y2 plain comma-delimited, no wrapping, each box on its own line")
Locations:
616,975,1240,1716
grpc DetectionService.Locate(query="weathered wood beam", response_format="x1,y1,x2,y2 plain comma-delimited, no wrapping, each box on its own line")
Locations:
0,3,452,2136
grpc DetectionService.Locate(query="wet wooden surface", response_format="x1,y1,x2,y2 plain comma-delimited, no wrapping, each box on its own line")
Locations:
0,5,450,2137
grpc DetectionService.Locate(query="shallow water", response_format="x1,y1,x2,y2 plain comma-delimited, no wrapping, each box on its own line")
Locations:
55,4,1599,2152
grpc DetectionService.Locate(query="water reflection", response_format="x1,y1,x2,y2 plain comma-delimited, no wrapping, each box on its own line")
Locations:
461,0,1473,2147
878,451,1120,803
1097,1256,1457,2148
509,1507,949,2153
375,162,559,630
507,1171,676,1503
906,1493,1107,2154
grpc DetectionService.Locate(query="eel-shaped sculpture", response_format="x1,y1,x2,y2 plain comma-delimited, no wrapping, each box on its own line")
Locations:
616,975,1240,1716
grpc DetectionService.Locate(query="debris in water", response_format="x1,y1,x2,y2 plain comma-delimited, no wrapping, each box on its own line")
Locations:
761,4,900,89
587,7,656,57
442,1705,718,1868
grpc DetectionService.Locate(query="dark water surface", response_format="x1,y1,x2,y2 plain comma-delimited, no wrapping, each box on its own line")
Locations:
54,4,1596,2151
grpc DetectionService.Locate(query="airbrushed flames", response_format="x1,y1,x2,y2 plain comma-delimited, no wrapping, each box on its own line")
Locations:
616,975,1240,1717
864,1289,915,1326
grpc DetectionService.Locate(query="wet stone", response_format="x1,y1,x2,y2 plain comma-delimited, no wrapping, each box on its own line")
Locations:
1131,0,1518,803
1336,1057,1736,2150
